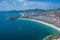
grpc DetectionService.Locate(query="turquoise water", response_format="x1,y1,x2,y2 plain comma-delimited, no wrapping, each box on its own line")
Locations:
0,12,59,40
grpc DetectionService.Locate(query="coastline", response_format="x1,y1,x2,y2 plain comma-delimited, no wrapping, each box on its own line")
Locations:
18,18,60,31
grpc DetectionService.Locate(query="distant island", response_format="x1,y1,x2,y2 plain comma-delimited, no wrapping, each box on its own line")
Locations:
5,8,60,31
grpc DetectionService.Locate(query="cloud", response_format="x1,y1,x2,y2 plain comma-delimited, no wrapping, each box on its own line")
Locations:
0,0,60,11
48,3,60,9
26,2,49,7
1,1,8,4
24,2,60,9
0,3,2,5
17,0,24,2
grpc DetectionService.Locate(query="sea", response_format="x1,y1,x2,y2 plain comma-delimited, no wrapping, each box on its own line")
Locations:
0,11,60,40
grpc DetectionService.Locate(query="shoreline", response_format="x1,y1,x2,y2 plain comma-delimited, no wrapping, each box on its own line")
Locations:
18,18,60,31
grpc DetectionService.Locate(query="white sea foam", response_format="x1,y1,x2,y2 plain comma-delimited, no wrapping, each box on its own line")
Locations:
19,13,24,16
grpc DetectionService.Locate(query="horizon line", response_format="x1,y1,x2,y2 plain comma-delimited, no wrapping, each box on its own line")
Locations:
0,8,60,11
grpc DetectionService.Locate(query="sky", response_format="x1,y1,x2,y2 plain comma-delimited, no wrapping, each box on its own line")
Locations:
0,0,60,11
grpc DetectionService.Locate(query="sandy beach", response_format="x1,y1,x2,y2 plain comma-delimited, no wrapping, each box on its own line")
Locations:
18,18,60,31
